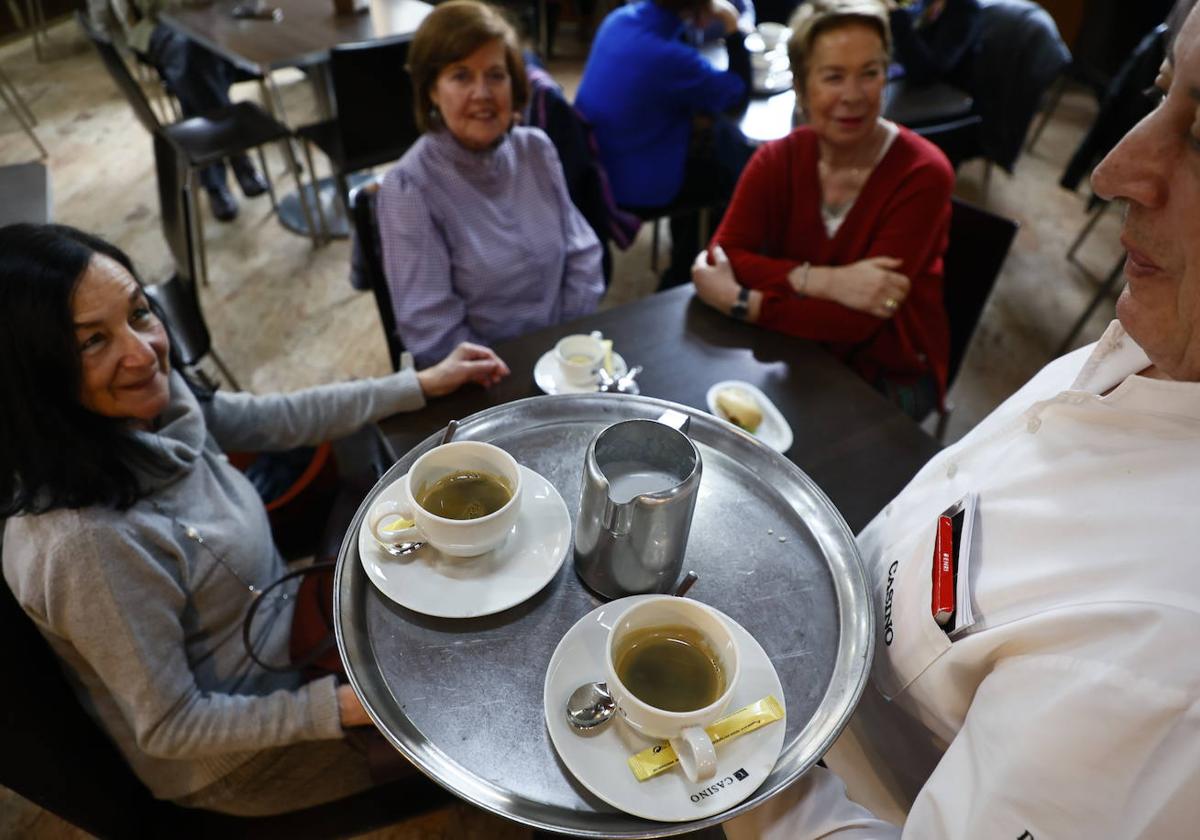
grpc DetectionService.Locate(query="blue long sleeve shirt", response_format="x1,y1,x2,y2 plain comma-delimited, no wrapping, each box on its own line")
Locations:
575,1,747,208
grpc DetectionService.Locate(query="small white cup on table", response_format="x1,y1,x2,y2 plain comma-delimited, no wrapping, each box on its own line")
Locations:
555,333,605,387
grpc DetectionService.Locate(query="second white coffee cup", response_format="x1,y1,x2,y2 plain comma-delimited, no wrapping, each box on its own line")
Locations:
555,333,604,386
605,595,740,782
368,441,522,557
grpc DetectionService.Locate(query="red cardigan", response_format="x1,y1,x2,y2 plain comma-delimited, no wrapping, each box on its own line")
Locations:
713,126,954,399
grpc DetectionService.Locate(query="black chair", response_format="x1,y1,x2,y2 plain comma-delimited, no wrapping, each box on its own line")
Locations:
78,12,319,283
296,39,420,241
349,181,408,371
147,132,242,390
913,114,985,171
937,197,1019,440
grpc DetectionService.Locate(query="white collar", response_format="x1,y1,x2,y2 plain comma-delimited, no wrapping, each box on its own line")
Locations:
1070,321,1200,421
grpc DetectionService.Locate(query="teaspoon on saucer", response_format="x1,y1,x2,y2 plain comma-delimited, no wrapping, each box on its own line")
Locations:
565,571,699,732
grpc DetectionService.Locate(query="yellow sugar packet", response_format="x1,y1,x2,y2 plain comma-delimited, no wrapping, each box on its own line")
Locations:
627,695,784,782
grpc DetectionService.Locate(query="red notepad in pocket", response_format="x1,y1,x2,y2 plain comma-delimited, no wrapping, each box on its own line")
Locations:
931,514,955,625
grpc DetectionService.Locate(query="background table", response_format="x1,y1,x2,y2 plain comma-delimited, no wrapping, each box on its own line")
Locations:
160,0,431,237
339,287,940,836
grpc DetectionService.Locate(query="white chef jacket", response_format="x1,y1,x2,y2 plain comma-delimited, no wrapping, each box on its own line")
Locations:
727,322,1200,839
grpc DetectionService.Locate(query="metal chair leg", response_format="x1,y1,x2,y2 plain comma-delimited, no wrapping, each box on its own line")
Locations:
1056,255,1126,357
299,139,329,245
0,66,36,125
1026,75,1067,154
1067,201,1109,263
650,218,660,274
208,348,241,391
256,145,278,211
935,405,952,444
0,73,47,159
284,137,322,247
187,169,211,287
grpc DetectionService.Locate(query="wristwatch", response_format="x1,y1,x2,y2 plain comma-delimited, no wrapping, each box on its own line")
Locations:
730,286,750,320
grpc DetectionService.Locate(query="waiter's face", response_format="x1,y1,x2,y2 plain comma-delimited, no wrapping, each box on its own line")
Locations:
1092,4,1200,381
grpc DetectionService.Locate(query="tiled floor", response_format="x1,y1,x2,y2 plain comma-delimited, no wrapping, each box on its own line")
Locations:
1,15,1125,839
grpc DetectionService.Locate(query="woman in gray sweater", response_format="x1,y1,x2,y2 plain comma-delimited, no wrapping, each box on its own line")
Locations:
0,224,508,815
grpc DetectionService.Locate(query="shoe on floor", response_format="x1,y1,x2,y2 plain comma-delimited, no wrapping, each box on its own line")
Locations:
232,161,270,197
208,185,239,222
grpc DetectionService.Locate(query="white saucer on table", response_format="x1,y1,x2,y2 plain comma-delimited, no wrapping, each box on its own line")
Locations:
533,350,636,395
358,465,570,619
544,595,787,823
705,380,794,453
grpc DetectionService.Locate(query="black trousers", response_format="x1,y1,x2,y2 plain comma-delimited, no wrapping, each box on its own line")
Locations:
148,24,259,191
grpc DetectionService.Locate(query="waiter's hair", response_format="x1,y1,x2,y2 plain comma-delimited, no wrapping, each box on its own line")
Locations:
787,0,892,90
0,224,189,515
408,0,528,135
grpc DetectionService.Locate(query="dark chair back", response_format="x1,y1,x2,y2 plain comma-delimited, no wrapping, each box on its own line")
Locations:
77,11,163,136
972,0,1070,171
350,182,406,371
329,39,419,170
943,197,1018,388
913,114,984,171
149,132,213,370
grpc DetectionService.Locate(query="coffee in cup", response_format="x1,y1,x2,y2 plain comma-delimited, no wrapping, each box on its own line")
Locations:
369,441,522,557
555,334,604,386
605,596,740,782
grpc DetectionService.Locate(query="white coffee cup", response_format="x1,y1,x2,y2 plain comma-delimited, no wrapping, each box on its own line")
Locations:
555,333,604,386
605,596,741,782
367,441,522,557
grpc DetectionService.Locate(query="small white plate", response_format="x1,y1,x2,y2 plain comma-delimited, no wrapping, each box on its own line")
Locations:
705,380,794,453
534,350,635,395
358,465,570,618
544,596,787,822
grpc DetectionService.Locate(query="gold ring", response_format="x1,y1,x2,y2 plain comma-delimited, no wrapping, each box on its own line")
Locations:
884,298,898,311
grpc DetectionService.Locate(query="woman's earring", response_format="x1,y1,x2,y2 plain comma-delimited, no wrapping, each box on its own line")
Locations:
429,105,443,128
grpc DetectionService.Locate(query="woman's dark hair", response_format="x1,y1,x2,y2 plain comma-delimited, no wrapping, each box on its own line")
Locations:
408,0,529,134
0,223,181,515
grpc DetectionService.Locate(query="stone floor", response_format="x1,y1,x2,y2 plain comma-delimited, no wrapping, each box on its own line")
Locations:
0,15,1125,840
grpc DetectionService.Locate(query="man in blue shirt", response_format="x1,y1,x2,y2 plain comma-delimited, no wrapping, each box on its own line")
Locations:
576,0,750,287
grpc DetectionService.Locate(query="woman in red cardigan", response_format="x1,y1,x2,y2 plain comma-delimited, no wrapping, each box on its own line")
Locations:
692,0,954,419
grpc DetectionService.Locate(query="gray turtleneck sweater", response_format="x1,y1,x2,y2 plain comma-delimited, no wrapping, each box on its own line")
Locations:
2,369,424,800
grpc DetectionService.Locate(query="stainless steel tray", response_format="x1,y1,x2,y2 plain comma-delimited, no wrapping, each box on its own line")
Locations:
334,394,873,837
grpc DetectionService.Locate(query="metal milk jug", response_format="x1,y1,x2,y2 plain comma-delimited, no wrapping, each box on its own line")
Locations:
574,410,702,599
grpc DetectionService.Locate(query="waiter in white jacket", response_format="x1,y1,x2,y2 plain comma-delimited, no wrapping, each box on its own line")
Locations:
726,0,1200,836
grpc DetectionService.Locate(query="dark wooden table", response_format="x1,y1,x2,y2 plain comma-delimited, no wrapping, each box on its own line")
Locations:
382,285,940,534
160,0,432,75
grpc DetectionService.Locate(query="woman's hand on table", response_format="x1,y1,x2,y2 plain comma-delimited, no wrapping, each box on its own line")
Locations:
337,683,372,729
692,246,761,322
417,342,511,398
801,257,910,318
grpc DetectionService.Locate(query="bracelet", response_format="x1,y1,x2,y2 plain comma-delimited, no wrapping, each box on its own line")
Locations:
795,262,811,295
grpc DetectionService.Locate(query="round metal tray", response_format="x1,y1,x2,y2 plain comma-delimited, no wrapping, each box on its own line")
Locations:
334,394,874,837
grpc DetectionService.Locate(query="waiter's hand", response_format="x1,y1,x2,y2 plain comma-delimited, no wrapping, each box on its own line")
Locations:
417,342,510,397
708,0,741,35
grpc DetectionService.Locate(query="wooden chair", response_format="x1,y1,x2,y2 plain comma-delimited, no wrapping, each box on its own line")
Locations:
937,198,1019,440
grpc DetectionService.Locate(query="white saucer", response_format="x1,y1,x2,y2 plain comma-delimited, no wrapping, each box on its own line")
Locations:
544,596,787,822
533,350,636,395
358,465,570,618
705,380,794,453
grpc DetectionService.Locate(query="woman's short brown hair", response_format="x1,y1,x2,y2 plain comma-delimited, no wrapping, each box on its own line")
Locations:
787,0,892,90
408,0,528,134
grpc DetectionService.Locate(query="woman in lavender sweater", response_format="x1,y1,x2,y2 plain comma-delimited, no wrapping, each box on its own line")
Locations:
0,224,508,814
377,0,605,366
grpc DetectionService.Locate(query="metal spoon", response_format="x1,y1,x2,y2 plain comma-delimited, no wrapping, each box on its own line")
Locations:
565,571,701,731
380,419,459,556
615,365,643,393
